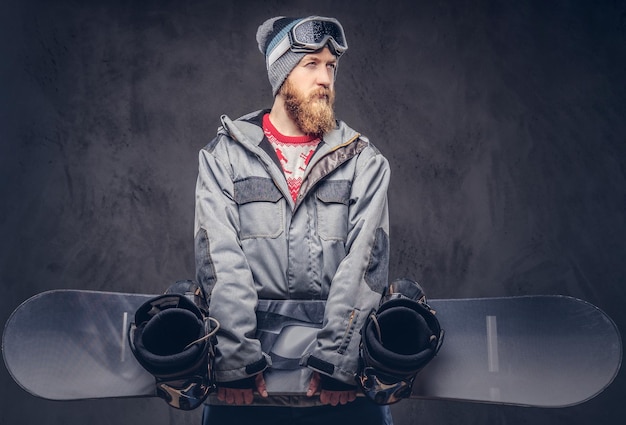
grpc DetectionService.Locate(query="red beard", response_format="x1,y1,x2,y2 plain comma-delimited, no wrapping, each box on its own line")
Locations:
280,80,337,136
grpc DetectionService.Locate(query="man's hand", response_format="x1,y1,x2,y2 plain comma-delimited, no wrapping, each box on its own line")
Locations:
217,373,268,405
306,371,357,406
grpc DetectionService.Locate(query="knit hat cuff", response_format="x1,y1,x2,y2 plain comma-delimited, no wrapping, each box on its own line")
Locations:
265,19,301,63
269,51,305,96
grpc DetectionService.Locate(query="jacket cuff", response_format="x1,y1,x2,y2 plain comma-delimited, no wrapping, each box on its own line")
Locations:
245,356,268,375
303,353,358,386
215,354,270,382
305,355,335,376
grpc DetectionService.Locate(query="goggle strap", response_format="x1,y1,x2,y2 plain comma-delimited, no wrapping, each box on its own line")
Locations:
266,36,292,70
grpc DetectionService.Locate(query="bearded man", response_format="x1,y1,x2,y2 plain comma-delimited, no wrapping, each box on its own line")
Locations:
194,16,393,425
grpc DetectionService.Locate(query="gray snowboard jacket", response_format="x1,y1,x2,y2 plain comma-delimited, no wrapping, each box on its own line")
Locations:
194,110,390,390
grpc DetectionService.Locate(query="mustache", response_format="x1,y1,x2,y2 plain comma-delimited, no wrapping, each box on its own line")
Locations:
308,88,333,102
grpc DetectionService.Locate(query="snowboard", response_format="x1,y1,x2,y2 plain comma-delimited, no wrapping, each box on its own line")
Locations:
2,290,622,408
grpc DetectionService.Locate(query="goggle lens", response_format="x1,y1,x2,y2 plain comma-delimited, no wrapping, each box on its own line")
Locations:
293,20,345,46
291,18,347,55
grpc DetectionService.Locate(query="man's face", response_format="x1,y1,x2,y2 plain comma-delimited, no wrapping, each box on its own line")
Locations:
279,47,337,135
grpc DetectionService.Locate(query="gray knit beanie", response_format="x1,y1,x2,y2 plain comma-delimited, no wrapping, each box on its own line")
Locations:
256,16,344,96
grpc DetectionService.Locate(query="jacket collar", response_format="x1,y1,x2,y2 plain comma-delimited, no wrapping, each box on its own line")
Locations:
218,110,360,151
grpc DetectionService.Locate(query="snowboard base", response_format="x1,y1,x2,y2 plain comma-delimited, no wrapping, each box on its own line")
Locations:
2,290,622,408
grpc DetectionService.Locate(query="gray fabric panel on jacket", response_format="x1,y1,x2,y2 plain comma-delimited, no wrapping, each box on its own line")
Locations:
364,227,389,294
195,228,217,294
316,179,352,205
234,177,282,204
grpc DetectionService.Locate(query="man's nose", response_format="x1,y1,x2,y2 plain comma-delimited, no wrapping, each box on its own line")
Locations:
316,67,333,87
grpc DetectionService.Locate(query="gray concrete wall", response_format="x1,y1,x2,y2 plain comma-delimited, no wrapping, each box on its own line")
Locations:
1,0,625,424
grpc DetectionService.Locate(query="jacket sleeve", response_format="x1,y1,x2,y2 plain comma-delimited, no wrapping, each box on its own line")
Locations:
304,145,391,385
194,143,270,383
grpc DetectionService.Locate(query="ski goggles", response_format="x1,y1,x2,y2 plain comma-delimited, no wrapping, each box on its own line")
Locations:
266,16,348,69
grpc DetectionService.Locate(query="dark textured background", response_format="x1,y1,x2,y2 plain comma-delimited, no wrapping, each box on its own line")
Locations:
1,0,625,424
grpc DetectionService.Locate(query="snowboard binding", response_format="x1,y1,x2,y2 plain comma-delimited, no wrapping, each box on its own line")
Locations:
129,281,219,410
357,278,444,405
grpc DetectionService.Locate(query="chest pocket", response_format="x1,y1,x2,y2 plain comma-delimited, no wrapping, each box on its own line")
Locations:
234,177,284,239
316,180,351,241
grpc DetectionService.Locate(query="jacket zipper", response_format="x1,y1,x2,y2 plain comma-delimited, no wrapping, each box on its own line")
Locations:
294,134,363,211
338,309,358,354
